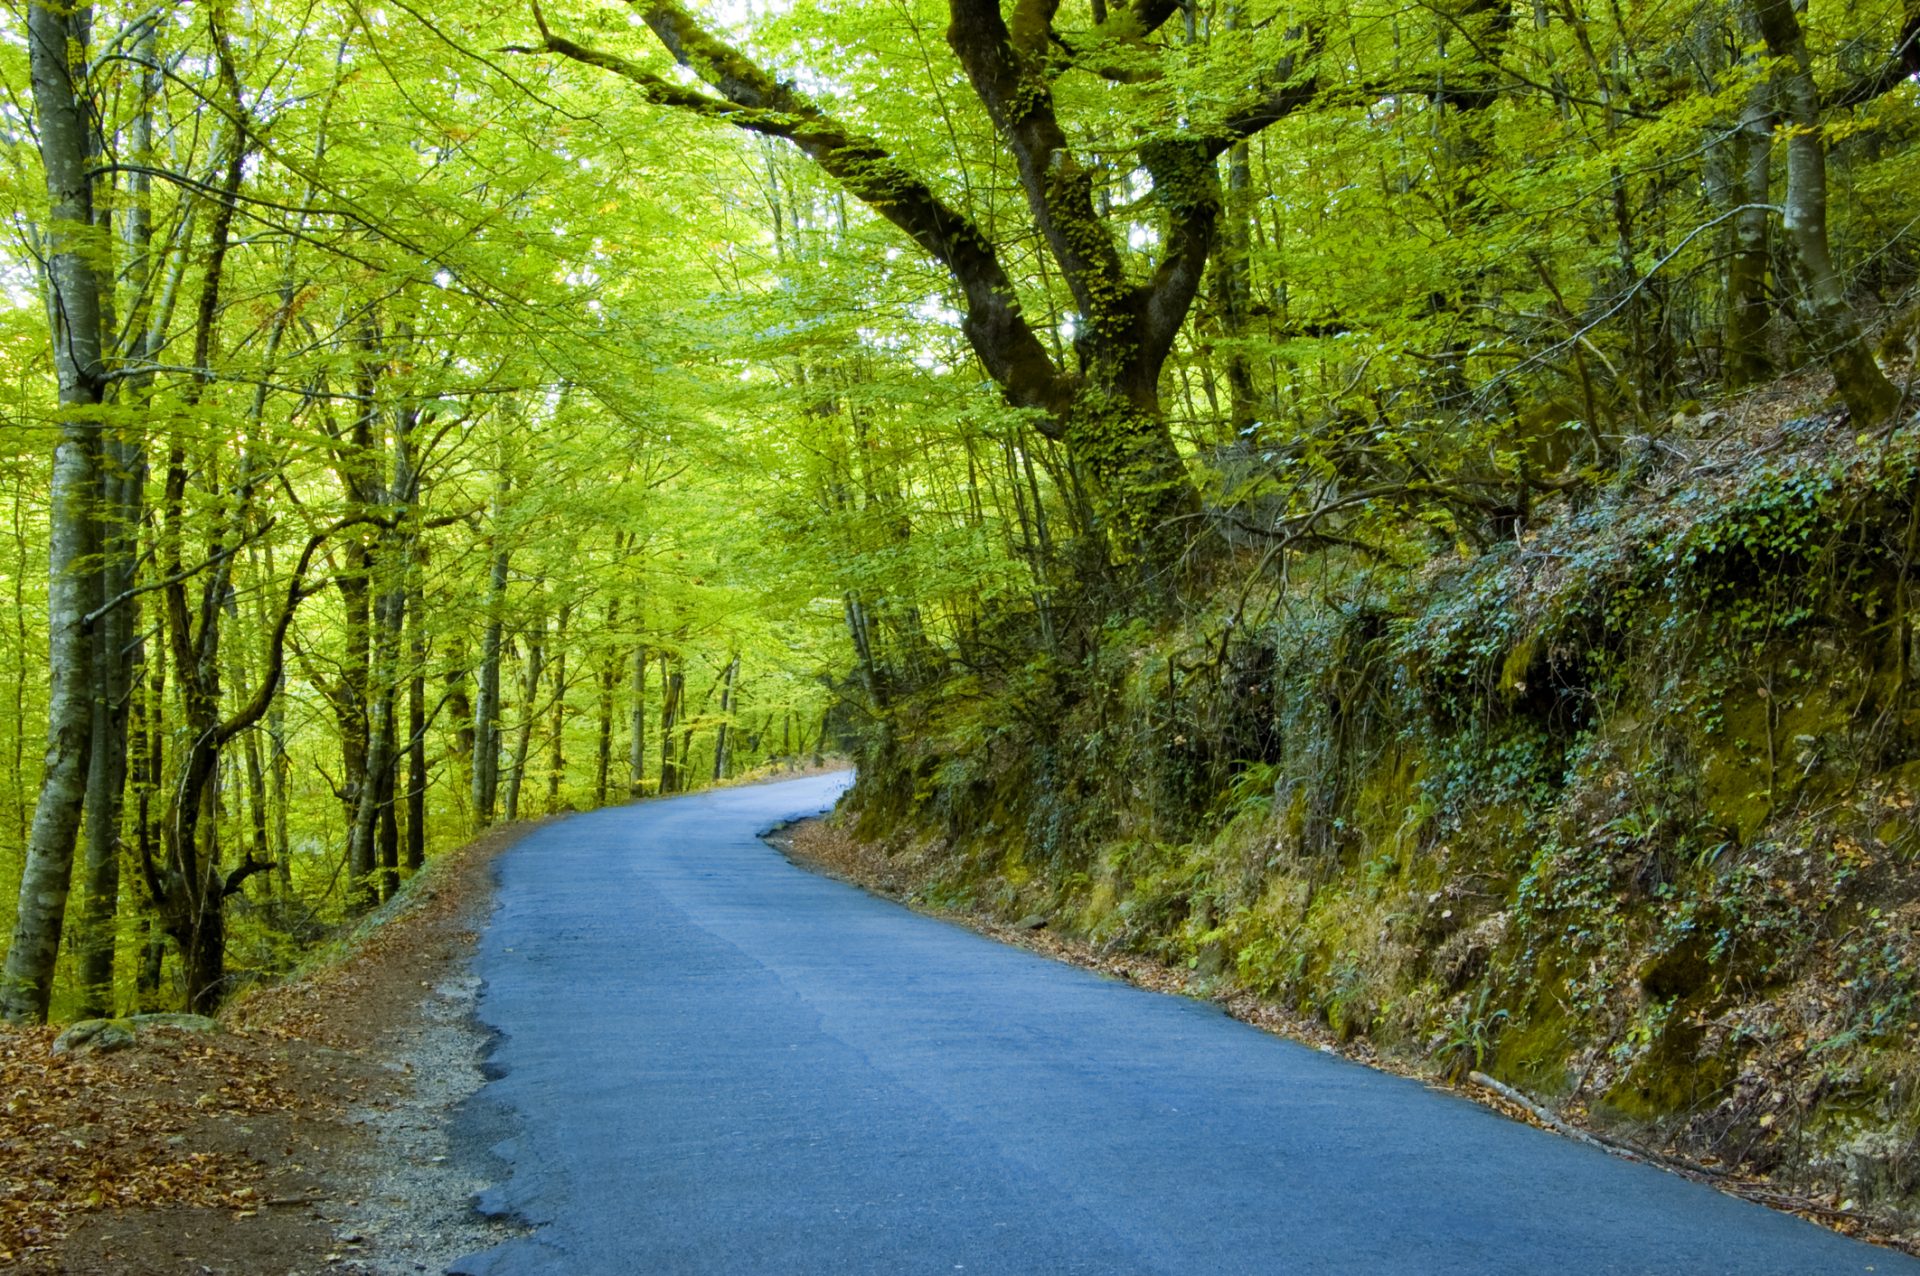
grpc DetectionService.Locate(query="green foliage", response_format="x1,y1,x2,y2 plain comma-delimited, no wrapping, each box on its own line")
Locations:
1435,987,1512,1082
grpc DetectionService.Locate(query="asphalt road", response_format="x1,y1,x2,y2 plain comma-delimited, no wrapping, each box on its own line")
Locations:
450,772,1913,1275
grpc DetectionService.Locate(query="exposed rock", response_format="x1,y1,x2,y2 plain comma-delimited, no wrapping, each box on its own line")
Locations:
1434,912,1508,990
1014,913,1049,930
52,1018,137,1056
51,1012,220,1056
1841,1130,1920,1200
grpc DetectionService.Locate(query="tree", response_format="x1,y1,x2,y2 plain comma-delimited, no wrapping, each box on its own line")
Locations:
2,0,115,1024
1750,0,1902,424
526,0,1335,579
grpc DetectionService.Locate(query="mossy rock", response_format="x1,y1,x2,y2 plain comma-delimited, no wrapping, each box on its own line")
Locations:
51,1012,219,1056
52,1018,137,1056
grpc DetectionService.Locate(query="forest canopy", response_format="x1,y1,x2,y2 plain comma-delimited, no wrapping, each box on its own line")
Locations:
2,0,1917,1023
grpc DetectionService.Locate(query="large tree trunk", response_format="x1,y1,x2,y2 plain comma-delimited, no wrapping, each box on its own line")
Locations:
2,0,110,1024
1060,385,1198,575
1752,0,1901,424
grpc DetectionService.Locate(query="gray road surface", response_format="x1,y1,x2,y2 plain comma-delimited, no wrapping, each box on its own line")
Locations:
450,772,1912,1274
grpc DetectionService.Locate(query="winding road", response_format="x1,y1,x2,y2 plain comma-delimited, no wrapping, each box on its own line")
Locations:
450,772,1912,1275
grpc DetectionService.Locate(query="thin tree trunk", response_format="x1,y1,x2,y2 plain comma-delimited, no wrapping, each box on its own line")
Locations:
471,475,511,826
629,645,648,795
264,543,291,891
504,630,545,823
242,726,270,885
545,603,571,810
377,706,399,898
73,12,163,1018
658,655,683,795
406,561,427,873
594,599,622,807
351,390,419,903
75,457,139,1015
712,655,740,783
1211,142,1257,435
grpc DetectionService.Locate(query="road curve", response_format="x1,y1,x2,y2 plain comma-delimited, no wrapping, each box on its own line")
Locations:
450,772,1911,1275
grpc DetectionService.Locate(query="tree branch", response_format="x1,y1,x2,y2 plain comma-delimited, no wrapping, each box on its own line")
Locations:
527,1,1073,420
947,0,1127,323
83,519,277,630
214,512,398,748
1206,26,1323,155
1824,4,1920,110
221,853,276,898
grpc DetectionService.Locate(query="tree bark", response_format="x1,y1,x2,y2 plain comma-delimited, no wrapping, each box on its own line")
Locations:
406,558,427,873
545,602,572,811
594,599,621,806
503,626,544,823
1751,0,1901,424
2,0,110,1024
471,475,511,826
712,655,739,783
658,656,684,795
1723,78,1775,388
629,645,648,795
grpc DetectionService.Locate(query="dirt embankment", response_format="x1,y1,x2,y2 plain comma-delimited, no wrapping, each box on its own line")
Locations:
1,820,538,1275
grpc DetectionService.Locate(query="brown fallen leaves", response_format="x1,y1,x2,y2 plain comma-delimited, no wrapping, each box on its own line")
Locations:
1,820,529,1274
0,1024,298,1266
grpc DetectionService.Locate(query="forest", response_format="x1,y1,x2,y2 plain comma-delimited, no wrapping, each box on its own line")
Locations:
4,0,1920,1228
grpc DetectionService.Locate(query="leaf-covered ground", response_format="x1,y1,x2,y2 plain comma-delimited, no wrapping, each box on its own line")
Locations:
0,820,530,1274
0,1025,295,1264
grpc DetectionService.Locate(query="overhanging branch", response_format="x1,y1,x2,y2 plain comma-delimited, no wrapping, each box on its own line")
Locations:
520,0,1072,420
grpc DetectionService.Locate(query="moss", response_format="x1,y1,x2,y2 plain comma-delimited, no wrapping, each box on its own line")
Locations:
1500,630,1541,700
1493,1005,1577,1096
1603,1045,1734,1126
840,427,1920,1210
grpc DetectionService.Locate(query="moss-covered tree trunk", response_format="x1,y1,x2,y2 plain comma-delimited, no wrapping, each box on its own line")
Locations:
1751,0,1901,424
